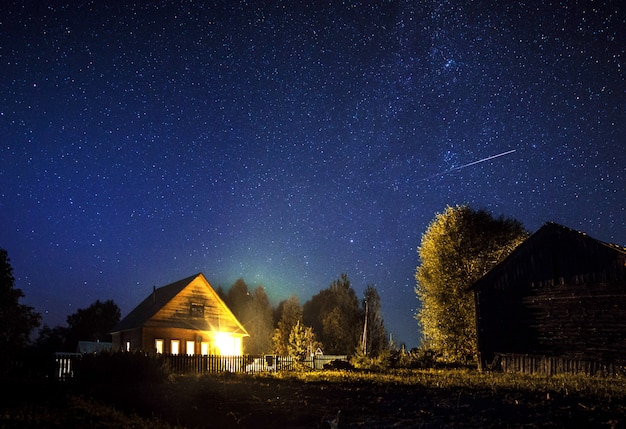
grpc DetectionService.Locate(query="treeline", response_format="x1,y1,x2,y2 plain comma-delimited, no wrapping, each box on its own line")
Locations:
217,273,388,358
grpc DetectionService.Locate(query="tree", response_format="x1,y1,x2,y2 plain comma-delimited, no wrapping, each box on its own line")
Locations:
245,285,274,355
272,295,303,355
0,248,41,353
224,279,275,354
415,205,527,363
303,273,362,355
288,320,320,370
362,285,387,358
225,278,251,318
65,299,121,350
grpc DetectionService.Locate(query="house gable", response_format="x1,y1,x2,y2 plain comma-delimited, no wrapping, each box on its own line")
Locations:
149,274,248,336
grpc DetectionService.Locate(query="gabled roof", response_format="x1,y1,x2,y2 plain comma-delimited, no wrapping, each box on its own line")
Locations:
471,222,626,291
111,273,248,336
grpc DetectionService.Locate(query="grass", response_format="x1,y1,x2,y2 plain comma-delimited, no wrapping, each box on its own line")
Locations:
2,369,625,428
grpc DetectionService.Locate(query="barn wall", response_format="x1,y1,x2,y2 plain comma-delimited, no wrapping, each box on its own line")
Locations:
475,225,626,371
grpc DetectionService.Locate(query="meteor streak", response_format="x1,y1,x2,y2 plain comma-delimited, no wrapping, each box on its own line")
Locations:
422,149,516,181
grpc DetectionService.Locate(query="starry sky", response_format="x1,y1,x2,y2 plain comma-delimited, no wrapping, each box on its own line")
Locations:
1,1,625,348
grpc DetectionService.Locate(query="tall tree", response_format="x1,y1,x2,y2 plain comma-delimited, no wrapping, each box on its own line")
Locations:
415,205,527,362
65,299,121,350
225,279,275,355
288,320,320,370
362,285,387,358
0,248,41,353
245,285,274,355
225,278,251,318
303,273,362,355
272,295,303,355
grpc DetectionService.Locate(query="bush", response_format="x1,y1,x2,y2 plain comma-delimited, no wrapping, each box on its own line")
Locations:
73,352,170,383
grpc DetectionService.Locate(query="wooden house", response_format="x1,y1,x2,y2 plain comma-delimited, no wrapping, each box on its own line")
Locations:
111,273,248,355
471,222,626,373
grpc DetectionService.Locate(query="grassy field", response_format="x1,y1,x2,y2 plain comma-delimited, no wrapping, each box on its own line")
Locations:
2,368,625,428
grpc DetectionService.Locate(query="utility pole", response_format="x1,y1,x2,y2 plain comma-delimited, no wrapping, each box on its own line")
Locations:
361,300,368,355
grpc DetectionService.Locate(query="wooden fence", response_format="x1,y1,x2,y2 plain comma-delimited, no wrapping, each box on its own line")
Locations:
55,353,348,380
493,353,625,376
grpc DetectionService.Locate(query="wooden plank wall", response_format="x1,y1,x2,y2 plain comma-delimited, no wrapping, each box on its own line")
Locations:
495,353,625,376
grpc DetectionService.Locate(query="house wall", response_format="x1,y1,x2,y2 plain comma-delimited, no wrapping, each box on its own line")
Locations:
113,327,244,355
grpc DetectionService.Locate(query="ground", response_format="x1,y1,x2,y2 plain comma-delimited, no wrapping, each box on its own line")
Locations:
2,370,625,428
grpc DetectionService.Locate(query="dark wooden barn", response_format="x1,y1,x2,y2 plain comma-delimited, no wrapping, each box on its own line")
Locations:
471,222,626,374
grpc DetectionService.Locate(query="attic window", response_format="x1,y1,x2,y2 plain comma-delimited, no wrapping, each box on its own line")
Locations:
190,303,204,318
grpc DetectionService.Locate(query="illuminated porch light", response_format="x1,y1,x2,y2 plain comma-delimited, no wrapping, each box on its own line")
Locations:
214,332,241,355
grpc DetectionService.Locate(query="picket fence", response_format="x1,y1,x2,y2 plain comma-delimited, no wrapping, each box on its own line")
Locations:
55,353,347,380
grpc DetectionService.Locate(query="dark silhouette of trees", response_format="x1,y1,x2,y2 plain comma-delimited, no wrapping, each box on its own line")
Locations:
0,248,41,353
65,299,121,350
246,285,274,355
303,273,362,355
415,205,527,363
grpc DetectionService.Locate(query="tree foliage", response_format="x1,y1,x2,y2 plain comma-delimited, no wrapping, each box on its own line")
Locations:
303,273,362,355
415,205,527,363
65,299,121,350
223,278,274,355
0,248,41,353
272,295,303,355
288,320,320,370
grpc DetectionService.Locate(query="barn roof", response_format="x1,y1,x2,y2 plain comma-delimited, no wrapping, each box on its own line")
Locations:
111,273,248,336
471,222,626,291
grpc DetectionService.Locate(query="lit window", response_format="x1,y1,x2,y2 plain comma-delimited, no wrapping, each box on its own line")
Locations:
201,342,209,356
190,303,204,318
171,340,180,355
186,341,195,355
155,339,164,354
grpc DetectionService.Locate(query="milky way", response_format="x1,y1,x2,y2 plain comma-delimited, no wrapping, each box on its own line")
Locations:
1,1,624,347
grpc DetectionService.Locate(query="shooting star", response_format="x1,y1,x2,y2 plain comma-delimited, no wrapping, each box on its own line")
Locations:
421,149,517,181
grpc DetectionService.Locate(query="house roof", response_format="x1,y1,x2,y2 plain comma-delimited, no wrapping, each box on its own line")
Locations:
471,222,626,291
110,273,248,336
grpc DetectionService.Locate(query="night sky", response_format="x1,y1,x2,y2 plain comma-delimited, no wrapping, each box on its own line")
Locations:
2,1,624,348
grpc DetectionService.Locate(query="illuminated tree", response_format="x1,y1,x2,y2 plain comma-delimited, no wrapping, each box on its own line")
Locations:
415,205,527,363
288,320,320,370
272,295,302,355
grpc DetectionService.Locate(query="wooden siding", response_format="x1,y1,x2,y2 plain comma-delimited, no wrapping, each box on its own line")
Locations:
151,276,245,334
474,223,626,372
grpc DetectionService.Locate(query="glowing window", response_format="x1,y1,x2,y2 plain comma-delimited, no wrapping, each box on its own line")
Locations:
171,340,180,355
155,339,164,354
186,341,195,355
201,342,209,356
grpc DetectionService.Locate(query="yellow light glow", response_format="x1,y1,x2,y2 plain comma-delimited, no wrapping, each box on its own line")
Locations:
214,332,241,355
